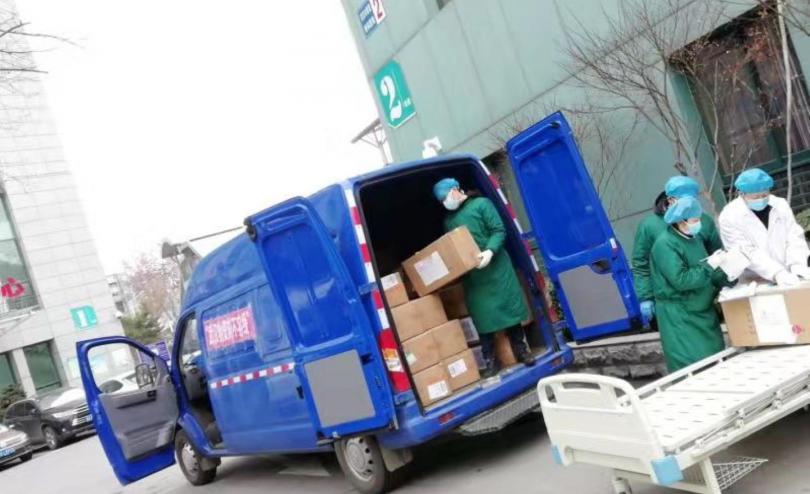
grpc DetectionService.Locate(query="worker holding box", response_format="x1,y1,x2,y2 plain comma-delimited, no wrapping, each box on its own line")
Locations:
632,176,722,325
433,178,535,378
650,196,729,371
718,168,810,286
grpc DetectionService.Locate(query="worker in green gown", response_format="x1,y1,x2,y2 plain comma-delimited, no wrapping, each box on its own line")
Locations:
632,176,722,325
433,178,535,378
650,196,728,372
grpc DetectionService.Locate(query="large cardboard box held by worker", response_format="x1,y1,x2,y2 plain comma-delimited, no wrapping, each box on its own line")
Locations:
390,294,447,342
720,284,810,346
402,227,481,297
413,364,452,406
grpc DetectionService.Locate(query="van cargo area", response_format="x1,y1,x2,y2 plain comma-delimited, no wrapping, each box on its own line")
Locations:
356,160,554,412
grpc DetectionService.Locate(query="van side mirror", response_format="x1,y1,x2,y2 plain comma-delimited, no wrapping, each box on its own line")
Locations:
135,363,155,388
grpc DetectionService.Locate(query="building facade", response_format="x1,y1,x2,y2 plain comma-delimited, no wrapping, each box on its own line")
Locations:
0,6,123,396
341,0,810,252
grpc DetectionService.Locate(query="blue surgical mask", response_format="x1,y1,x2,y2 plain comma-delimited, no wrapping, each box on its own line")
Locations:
746,197,769,211
686,220,702,236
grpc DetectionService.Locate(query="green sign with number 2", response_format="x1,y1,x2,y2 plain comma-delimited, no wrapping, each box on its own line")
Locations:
374,60,415,129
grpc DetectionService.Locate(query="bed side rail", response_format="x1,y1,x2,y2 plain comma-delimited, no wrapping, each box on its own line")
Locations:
537,373,682,486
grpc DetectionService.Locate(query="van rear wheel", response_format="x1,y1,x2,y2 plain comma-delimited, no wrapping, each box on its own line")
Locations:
175,430,216,486
335,436,400,494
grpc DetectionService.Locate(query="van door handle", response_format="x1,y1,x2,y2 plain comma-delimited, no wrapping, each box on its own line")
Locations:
360,353,373,364
296,386,304,400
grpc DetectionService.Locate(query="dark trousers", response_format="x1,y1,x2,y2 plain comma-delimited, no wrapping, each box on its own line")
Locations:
479,324,528,362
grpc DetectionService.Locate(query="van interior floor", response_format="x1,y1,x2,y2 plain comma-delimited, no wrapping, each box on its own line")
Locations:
423,345,549,413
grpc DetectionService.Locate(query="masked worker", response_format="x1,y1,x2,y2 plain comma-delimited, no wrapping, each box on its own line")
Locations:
718,168,810,286
632,176,722,323
433,178,535,378
650,196,728,371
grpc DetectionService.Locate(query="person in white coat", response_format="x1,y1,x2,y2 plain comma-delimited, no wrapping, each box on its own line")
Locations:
718,168,810,286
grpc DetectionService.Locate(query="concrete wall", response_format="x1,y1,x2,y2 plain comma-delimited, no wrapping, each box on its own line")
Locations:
342,0,810,251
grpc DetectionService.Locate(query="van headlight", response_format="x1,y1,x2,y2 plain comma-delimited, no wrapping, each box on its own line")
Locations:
52,410,75,419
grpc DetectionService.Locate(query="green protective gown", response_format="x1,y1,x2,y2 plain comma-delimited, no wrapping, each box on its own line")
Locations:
632,211,722,301
444,197,529,334
650,227,728,372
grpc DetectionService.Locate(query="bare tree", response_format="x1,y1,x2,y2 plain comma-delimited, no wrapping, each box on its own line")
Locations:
124,253,182,333
557,0,810,209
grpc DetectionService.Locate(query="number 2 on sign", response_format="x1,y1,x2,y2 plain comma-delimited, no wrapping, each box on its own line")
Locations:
380,75,402,121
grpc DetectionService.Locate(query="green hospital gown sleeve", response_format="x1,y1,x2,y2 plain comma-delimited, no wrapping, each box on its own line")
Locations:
701,214,723,254
651,240,715,292
479,198,506,254
632,219,656,301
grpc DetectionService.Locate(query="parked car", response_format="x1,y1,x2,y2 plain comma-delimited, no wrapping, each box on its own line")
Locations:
3,387,95,450
98,371,138,394
0,423,32,466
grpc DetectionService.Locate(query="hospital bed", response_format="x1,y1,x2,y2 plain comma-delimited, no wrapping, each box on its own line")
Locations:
537,346,810,493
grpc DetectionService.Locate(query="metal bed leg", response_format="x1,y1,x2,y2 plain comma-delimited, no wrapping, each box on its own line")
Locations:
611,473,633,494
699,458,722,494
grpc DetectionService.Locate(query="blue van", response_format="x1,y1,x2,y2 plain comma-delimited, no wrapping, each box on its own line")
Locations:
76,113,641,493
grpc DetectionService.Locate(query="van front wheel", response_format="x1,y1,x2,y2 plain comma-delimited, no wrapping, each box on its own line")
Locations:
175,430,216,486
335,436,401,494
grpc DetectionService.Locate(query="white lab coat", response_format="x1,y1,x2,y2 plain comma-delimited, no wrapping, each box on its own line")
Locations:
718,195,810,283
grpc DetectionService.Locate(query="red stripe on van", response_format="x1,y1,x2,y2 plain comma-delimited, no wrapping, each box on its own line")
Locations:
371,289,384,309
360,243,372,263
506,203,517,219
350,206,361,225
489,175,499,189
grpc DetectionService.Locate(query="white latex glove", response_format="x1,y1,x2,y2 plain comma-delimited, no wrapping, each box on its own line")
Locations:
705,250,726,270
775,270,800,287
477,249,494,269
790,264,810,280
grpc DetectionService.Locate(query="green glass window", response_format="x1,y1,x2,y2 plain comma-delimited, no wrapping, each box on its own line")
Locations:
23,342,61,392
0,352,17,391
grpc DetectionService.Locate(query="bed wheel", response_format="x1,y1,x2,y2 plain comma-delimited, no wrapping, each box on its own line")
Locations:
611,477,632,494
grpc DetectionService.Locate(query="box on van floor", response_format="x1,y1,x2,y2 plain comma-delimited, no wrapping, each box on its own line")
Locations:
431,320,468,359
402,332,440,374
402,226,481,297
443,349,480,391
391,294,447,342
413,364,452,406
720,283,810,346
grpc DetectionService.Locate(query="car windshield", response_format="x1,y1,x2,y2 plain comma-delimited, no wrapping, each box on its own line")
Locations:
39,388,85,409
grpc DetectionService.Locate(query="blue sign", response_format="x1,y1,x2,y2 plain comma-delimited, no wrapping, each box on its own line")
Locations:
147,341,171,362
358,0,386,37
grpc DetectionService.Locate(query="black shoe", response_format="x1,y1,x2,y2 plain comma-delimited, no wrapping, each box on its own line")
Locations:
481,359,499,378
518,350,536,367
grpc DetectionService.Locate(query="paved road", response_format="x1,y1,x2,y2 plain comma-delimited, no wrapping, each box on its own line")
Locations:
2,412,810,494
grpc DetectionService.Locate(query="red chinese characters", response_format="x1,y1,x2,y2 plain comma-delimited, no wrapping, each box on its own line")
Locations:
1,277,24,299
203,306,257,351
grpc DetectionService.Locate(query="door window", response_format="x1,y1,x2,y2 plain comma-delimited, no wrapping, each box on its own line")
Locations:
89,343,155,395
178,316,200,366
23,342,61,392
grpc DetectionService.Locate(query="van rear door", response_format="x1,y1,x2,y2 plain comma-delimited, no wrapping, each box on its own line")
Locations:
245,198,395,441
506,111,640,342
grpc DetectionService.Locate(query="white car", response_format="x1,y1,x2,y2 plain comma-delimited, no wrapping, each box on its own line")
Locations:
98,372,138,394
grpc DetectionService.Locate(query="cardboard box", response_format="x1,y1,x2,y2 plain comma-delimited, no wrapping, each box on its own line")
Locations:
720,285,810,346
429,320,468,359
402,227,481,297
443,349,481,390
413,364,452,406
459,316,480,344
495,331,517,367
401,331,441,373
390,295,448,342
439,283,469,319
381,272,410,308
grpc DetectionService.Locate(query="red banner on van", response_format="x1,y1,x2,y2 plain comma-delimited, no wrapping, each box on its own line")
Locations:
204,306,257,350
